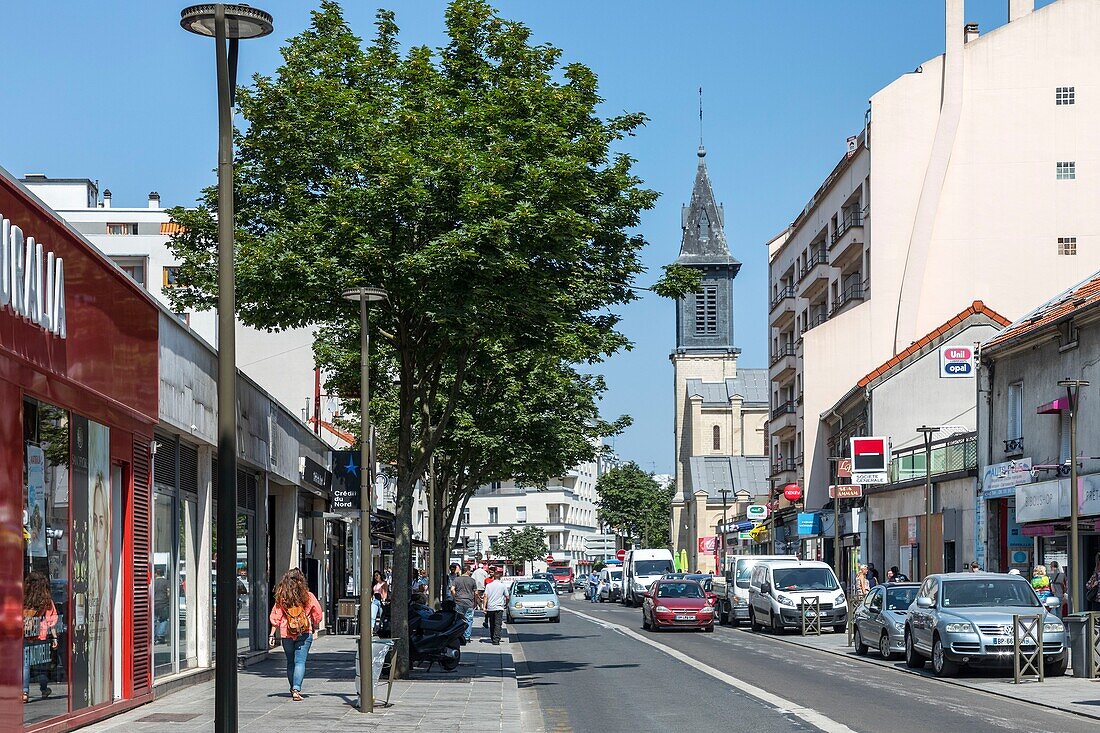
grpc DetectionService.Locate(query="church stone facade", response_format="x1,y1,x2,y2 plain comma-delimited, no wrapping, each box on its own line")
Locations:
669,146,769,574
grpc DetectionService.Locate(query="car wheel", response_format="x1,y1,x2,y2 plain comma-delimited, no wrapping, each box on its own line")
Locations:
769,611,782,634
880,632,895,660
904,630,925,669
704,624,715,633
551,616,560,624
854,627,868,655
642,612,651,631
931,636,958,678
1046,656,1068,677
749,609,761,633
833,624,846,634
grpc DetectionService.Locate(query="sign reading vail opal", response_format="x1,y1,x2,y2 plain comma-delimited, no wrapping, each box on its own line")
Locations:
1,214,67,338
939,344,974,378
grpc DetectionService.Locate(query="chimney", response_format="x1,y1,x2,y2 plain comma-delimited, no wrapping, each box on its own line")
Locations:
102,189,112,208
148,191,161,209
1008,0,1033,22
964,22,979,43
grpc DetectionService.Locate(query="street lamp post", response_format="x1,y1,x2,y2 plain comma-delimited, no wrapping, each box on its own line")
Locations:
1059,379,1089,613
718,487,731,573
343,286,388,713
179,6,272,733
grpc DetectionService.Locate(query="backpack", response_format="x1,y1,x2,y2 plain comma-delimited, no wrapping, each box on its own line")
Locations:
286,602,311,636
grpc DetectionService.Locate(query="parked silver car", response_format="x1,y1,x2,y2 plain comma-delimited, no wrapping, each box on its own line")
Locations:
903,573,1066,677
505,579,561,623
852,583,919,659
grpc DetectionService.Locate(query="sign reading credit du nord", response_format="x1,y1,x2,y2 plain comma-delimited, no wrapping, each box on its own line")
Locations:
1,213,67,338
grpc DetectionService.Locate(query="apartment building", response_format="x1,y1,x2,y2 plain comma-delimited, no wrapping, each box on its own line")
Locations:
767,0,1100,514
18,175,345,446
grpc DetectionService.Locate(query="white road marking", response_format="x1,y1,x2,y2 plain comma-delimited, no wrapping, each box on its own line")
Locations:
564,607,858,733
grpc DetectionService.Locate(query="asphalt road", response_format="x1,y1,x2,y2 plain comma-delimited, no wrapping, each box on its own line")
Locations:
509,595,1098,733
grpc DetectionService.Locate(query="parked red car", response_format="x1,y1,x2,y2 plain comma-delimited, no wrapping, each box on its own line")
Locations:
642,579,715,632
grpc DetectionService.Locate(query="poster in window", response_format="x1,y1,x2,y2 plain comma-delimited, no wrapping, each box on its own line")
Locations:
70,417,112,709
26,445,47,558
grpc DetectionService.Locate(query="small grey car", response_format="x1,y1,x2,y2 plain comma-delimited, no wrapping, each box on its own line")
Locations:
506,579,561,623
903,572,1066,677
852,583,920,659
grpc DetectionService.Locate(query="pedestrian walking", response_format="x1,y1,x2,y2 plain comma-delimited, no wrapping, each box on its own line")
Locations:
483,568,508,645
268,568,323,701
866,563,880,587
472,563,489,626
22,570,58,704
372,570,389,603
1049,561,1068,616
587,571,599,602
445,563,460,602
853,565,870,603
889,565,909,582
969,561,981,572
1031,565,1052,601
450,565,478,644
1086,555,1100,612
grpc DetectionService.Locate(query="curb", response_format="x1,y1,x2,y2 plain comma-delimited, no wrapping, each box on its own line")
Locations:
731,624,1100,723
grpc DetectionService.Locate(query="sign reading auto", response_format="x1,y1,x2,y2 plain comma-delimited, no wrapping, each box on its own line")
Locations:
1,214,67,338
939,344,973,378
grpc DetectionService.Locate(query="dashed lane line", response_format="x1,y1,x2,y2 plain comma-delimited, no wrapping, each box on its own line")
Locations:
563,607,858,733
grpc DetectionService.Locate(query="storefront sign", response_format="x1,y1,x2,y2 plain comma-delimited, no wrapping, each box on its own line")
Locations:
697,535,718,553
836,458,852,478
851,437,889,485
797,512,821,536
783,484,802,502
331,450,362,514
25,444,46,557
1016,479,1070,523
982,458,1033,494
747,504,769,520
299,455,332,493
829,484,863,499
907,516,917,545
1,214,66,338
939,345,974,378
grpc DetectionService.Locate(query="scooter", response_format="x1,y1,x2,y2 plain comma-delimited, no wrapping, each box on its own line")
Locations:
408,599,466,672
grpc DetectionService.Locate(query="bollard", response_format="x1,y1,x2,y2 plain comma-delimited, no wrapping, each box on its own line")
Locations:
800,595,821,636
1013,613,1044,683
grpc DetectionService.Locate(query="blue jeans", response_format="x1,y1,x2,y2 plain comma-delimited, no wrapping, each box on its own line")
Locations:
460,605,474,641
282,632,313,692
23,642,50,695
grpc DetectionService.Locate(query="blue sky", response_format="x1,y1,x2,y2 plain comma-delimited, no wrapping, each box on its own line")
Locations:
0,1,1041,476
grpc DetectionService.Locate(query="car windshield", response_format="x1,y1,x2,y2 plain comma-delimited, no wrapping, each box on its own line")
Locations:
941,579,1040,608
512,581,553,596
885,586,918,611
656,582,703,599
735,560,756,588
548,567,570,577
772,568,839,592
635,560,674,576
687,575,713,591
610,571,622,581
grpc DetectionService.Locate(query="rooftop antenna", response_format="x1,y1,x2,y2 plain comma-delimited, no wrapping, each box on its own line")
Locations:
698,86,705,157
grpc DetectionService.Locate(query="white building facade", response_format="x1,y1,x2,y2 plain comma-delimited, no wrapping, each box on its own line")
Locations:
767,0,1100,514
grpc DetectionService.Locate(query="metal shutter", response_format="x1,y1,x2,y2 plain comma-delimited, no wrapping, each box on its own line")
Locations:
179,441,199,494
132,439,153,694
153,433,176,490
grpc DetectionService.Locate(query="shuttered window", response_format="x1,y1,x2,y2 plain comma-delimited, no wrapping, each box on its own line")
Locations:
695,286,718,336
132,440,153,694
1007,382,1023,441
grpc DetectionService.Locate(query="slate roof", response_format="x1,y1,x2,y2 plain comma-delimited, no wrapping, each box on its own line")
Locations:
983,270,1100,353
857,301,1010,389
686,369,769,406
677,147,741,269
685,455,771,502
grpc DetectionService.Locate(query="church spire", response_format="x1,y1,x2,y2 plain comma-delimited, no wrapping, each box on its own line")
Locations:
677,137,735,266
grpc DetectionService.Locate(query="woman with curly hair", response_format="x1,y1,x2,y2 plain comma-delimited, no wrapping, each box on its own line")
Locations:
268,568,322,700
23,570,58,704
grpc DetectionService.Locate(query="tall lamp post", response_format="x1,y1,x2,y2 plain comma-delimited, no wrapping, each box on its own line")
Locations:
179,6,272,733
343,287,388,712
718,487,731,572
1059,379,1089,613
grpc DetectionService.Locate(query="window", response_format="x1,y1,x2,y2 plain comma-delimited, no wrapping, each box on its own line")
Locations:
1056,86,1075,105
488,507,498,524
163,266,181,288
697,209,711,243
461,508,470,525
1058,237,1077,256
695,285,718,336
174,312,191,326
111,255,148,287
106,222,138,235
1056,161,1076,180
1007,382,1023,441
516,506,527,523
712,425,721,451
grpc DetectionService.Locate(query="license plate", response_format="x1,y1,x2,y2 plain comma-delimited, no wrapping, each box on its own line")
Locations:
990,636,1033,646
525,608,544,614
675,614,694,621
803,611,817,618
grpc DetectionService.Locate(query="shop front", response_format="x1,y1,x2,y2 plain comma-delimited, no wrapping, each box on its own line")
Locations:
1,170,159,731
1016,475,1100,604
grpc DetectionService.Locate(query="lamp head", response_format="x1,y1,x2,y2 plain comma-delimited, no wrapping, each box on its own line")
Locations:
343,287,389,303
181,4,274,39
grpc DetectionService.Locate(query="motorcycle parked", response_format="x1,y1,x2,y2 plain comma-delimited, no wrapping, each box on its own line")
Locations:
408,599,465,672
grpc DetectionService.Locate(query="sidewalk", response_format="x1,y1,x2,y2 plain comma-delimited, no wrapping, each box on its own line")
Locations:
753,625,1100,721
81,624,528,732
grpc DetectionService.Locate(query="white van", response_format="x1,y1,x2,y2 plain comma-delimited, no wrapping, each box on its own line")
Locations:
713,555,795,625
622,549,675,607
747,559,848,633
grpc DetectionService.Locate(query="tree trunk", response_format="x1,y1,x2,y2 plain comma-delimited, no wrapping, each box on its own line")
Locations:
391,478,414,677
430,480,448,606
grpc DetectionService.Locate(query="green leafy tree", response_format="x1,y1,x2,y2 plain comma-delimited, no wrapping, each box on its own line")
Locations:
596,462,674,547
491,526,549,576
165,1,655,675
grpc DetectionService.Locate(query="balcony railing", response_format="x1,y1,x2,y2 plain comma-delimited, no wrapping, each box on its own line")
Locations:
772,459,796,476
830,281,866,315
770,401,796,420
770,343,796,366
801,313,828,334
1003,437,1024,455
799,248,829,281
770,285,796,312
887,432,978,484
830,210,864,244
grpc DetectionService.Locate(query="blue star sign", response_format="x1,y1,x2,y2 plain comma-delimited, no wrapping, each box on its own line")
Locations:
344,454,359,478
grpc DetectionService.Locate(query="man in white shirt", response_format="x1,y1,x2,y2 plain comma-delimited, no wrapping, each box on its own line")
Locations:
483,569,508,644
472,564,489,628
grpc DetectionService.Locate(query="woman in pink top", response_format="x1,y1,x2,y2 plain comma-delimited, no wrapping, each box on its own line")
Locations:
372,570,389,602
268,568,323,700
23,571,59,703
